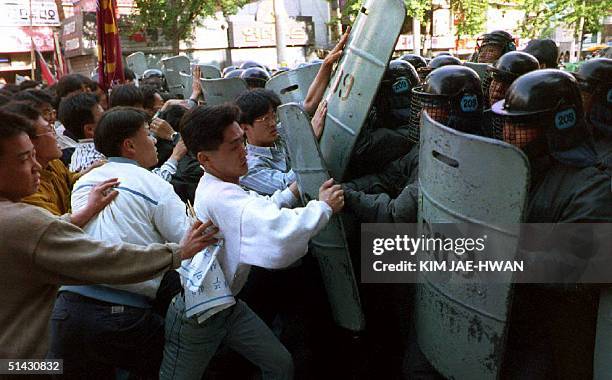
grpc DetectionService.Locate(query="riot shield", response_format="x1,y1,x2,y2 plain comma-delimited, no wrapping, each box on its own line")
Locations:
415,112,529,379
594,288,612,380
197,64,222,79
200,77,249,106
162,56,191,98
265,63,323,105
179,72,193,100
126,52,147,78
464,62,490,82
278,103,364,332
319,0,406,181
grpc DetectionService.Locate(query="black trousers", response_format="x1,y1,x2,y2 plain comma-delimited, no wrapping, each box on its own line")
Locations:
47,292,165,380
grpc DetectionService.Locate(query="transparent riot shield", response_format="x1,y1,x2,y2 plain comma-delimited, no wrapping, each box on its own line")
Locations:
265,63,323,105
162,55,191,98
197,64,222,79
126,52,147,78
278,103,364,332
464,62,490,82
200,77,249,106
319,0,406,181
415,112,529,379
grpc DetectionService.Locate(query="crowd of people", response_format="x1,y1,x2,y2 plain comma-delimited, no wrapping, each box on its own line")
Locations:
0,24,611,380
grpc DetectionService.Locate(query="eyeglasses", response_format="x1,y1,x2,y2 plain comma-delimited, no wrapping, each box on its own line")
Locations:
254,111,276,124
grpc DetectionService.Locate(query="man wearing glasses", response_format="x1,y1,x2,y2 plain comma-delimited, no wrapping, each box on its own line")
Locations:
1,101,109,226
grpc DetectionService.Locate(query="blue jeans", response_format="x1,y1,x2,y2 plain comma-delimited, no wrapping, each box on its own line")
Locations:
160,296,293,380
48,291,164,379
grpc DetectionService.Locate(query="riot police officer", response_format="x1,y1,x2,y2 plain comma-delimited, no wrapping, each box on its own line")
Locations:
141,69,166,91
491,69,612,379
344,65,485,223
224,68,244,79
522,38,559,69
399,53,428,71
471,30,516,63
346,60,420,178
484,51,540,108
240,67,271,89
573,58,612,171
221,65,237,77
417,55,462,81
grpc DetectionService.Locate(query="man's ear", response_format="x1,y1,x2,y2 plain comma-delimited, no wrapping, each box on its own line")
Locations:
121,138,136,159
196,151,210,166
83,123,95,139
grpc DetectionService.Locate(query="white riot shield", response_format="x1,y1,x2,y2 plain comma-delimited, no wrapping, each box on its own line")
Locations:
319,0,406,181
179,72,193,100
415,112,529,379
162,56,191,97
197,64,222,79
265,63,323,105
200,77,249,106
126,52,147,78
278,103,364,332
464,62,490,82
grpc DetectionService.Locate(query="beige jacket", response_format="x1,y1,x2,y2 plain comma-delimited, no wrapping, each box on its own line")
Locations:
0,198,182,359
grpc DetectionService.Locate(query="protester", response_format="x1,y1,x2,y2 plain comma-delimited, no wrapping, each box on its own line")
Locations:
0,109,216,359
159,104,344,379
48,107,205,378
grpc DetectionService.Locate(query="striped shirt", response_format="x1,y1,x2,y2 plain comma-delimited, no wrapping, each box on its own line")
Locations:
69,139,178,182
240,142,296,195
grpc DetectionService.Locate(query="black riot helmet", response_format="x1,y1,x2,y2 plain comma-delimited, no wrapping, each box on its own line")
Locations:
224,68,244,79
408,65,484,143
484,51,540,108
573,58,612,136
371,60,420,128
240,60,267,71
473,30,516,63
240,67,271,88
522,39,559,69
222,66,237,77
399,54,428,70
418,55,462,81
142,69,164,80
491,69,597,167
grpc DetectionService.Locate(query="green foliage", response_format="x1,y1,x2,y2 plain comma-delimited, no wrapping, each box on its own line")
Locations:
131,0,249,51
451,0,488,38
517,0,609,39
337,0,431,22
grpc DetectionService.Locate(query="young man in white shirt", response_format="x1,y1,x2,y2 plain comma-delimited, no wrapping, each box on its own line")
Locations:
160,104,344,380
49,106,219,379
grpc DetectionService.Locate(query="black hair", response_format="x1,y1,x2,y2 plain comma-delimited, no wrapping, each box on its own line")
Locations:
56,74,90,99
94,107,148,158
141,85,161,111
181,104,240,154
0,93,11,107
1,101,41,122
19,80,40,91
24,89,55,107
234,89,278,125
159,104,187,132
12,91,46,109
109,84,144,108
124,68,136,81
0,109,36,156
2,84,21,94
58,92,99,140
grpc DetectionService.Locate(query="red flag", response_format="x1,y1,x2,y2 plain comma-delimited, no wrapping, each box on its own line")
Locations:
36,49,56,85
97,0,125,90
